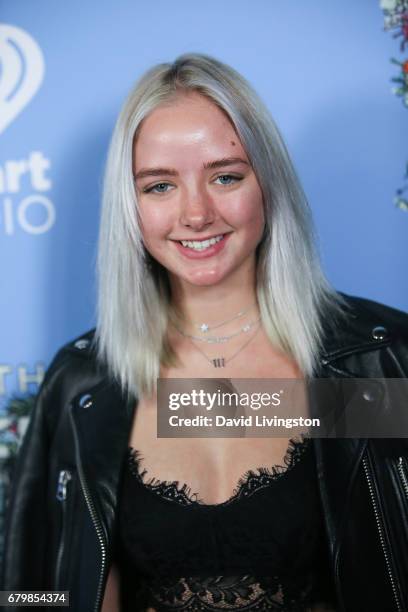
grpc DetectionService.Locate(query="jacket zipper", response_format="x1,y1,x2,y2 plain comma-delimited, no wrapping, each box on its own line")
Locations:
362,455,402,612
396,457,408,502
69,409,107,612
55,469,72,589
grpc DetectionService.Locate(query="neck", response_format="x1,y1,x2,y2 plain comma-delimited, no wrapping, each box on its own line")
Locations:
169,267,258,328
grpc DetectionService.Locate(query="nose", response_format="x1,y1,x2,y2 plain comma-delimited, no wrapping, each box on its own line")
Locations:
179,187,215,231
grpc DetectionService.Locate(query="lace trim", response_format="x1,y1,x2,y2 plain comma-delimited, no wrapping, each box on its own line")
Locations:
145,574,315,611
127,448,202,506
127,436,310,508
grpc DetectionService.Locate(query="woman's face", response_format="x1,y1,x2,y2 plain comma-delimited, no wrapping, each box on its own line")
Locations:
133,92,265,288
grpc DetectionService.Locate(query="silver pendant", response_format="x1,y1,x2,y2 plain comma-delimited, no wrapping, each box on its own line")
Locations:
212,357,225,367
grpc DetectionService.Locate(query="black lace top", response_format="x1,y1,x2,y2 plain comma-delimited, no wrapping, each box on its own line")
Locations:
116,437,336,611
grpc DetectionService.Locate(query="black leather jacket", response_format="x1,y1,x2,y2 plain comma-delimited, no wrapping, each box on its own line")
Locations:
2,293,408,612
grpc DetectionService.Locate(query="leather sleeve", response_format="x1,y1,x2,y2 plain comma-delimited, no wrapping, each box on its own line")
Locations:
0,347,71,591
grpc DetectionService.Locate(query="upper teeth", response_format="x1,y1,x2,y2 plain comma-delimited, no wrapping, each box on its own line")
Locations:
180,235,224,250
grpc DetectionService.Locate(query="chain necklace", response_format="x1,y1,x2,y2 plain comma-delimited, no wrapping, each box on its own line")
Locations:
192,302,255,333
175,321,261,368
173,316,261,344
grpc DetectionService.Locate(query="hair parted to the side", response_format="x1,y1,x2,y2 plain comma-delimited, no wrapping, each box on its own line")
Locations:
93,52,348,399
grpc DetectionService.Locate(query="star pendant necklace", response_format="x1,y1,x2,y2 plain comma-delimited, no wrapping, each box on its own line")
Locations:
192,302,255,334
176,321,261,368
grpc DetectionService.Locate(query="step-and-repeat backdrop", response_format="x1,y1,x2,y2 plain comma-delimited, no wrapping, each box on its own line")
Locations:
0,0,407,549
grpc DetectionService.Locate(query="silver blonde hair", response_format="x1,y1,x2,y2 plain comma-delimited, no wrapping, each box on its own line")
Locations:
93,53,347,398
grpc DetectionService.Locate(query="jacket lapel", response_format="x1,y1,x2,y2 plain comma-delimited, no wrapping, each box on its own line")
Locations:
312,308,394,561
70,379,136,546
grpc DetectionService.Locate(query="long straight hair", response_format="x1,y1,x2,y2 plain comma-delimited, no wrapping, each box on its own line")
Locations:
93,53,347,398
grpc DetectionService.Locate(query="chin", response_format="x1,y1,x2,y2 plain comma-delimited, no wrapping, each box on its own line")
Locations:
183,269,227,287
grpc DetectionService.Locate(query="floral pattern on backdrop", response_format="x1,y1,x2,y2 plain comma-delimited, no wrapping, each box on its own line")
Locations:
380,0,408,210
0,396,34,572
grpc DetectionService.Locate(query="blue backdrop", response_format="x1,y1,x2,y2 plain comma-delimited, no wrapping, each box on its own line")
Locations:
1,1,407,412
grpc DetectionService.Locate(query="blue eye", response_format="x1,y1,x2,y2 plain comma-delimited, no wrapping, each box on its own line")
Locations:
215,174,242,185
144,182,172,194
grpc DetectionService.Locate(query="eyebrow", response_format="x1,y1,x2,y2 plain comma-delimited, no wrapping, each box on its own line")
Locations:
134,157,249,180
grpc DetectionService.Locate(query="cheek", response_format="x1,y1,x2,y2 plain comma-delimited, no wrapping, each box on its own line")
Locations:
139,204,172,244
223,186,265,230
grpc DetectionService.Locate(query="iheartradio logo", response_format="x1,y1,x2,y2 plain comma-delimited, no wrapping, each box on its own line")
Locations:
0,24,45,134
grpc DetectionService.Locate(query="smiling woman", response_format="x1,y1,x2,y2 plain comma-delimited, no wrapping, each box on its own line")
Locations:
96,54,345,396
2,53,408,612
134,92,265,289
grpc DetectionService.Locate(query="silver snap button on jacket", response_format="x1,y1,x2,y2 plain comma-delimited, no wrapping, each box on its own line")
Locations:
78,393,93,409
371,326,388,341
74,338,90,350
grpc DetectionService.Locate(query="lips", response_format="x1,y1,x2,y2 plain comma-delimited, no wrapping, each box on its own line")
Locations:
172,232,231,259
173,232,227,243
179,234,224,251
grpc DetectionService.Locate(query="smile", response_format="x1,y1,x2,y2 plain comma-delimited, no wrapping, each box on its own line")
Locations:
173,233,231,259
180,234,224,251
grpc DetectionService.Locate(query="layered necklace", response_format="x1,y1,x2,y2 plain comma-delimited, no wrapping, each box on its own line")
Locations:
171,303,261,368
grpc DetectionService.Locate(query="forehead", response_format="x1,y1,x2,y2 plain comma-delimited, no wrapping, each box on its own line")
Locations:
134,92,247,166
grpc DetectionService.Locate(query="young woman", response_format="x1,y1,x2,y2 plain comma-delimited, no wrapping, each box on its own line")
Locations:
2,54,408,612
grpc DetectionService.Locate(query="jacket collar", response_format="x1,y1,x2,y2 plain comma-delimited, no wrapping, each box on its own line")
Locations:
317,294,393,372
